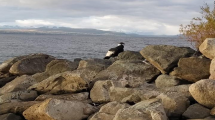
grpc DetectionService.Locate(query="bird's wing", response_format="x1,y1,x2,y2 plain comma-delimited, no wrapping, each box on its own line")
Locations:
106,50,115,57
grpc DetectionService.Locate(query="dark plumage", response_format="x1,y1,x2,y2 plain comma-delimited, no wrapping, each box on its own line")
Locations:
104,42,124,59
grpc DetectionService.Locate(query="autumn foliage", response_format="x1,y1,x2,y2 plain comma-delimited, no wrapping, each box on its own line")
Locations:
179,3,215,49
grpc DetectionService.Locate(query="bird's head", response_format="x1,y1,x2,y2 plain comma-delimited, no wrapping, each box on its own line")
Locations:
118,42,125,46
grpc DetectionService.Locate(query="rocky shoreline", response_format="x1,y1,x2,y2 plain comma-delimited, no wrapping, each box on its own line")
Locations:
0,38,215,120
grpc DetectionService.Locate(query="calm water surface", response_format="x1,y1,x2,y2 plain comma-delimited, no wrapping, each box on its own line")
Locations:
0,33,194,63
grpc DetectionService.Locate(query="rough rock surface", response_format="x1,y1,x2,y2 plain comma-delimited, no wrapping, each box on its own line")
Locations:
113,99,168,120
0,90,38,104
0,73,17,88
0,113,24,120
155,74,181,88
9,54,55,75
28,71,88,94
35,92,89,102
170,57,211,82
90,101,130,120
23,99,97,120
140,45,195,74
210,58,215,79
182,104,210,119
157,92,190,117
199,38,215,59
0,75,35,95
94,60,160,87
0,101,39,115
189,79,215,108
117,51,144,60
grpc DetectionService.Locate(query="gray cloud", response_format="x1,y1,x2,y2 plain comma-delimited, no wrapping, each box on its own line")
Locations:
0,0,213,35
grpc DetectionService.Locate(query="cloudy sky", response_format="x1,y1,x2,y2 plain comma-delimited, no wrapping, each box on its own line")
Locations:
0,0,213,35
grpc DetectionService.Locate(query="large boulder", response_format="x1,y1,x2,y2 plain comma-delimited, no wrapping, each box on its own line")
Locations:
9,54,55,75
209,58,215,79
28,71,88,94
189,79,215,108
90,101,130,120
170,57,211,82
182,104,210,119
155,74,181,88
94,60,160,87
199,38,215,59
0,101,39,115
117,51,144,60
0,113,24,120
23,99,97,120
0,75,35,95
157,92,190,117
140,45,195,74
113,99,168,120
0,90,38,104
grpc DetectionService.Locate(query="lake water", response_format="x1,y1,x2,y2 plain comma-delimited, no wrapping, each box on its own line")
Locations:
0,33,194,63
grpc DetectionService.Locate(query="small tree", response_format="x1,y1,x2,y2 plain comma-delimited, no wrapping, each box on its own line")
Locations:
179,2,215,49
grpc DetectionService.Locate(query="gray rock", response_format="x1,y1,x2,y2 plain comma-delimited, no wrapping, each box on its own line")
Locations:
155,74,181,88
9,53,55,75
170,57,211,82
28,71,88,94
117,51,144,60
94,60,160,87
0,90,38,104
0,113,24,120
182,104,210,119
113,99,168,120
23,99,97,120
0,73,17,88
189,79,215,108
140,45,195,74
0,101,40,115
0,75,36,95
199,38,215,59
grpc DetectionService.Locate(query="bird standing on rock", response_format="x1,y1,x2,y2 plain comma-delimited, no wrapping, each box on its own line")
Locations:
104,42,124,59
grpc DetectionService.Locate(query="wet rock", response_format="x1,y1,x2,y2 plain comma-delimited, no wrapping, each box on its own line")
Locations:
0,75,35,95
199,38,215,59
182,104,210,119
0,101,39,115
28,71,88,94
94,60,160,87
0,113,24,120
113,99,168,120
155,74,181,88
140,45,195,74
23,99,97,120
157,92,190,117
0,90,38,104
9,54,55,75
189,79,215,108
170,57,211,82
117,51,144,60
90,101,130,120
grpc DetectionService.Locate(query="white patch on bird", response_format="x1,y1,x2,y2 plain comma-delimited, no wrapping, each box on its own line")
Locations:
106,51,114,57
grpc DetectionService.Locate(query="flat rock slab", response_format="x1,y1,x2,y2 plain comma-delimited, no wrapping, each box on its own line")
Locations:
170,57,211,82
140,45,195,74
23,99,97,120
28,71,88,94
182,104,210,119
117,51,144,60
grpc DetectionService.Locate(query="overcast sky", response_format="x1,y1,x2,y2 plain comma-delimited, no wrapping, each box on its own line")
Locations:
0,0,213,35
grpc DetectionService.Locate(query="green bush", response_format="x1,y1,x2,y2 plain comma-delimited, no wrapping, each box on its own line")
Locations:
179,3,215,49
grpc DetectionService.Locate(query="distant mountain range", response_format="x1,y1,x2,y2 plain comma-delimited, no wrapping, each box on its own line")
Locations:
0,26,127,36
0,25,177,37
